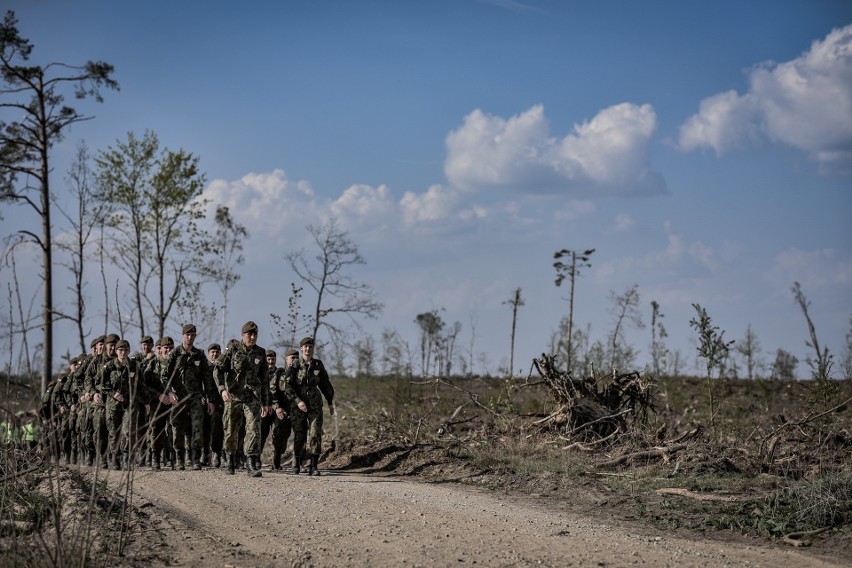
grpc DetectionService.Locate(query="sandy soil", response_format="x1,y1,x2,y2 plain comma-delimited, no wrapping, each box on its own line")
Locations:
106,464,846,568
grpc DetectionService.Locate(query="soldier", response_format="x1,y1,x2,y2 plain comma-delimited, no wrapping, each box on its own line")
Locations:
164,324,216,471
87,333,119,468
203,343,225,468
58,356,82,464
285,337,335,476
146,337,176,469
131,336,155,466
74,335,104,465
98,339,145,469
213,320,270,477
269,348,297,470
52,357,79,464
259,349,280,468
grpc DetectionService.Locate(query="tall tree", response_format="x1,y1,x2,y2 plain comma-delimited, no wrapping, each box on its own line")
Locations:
415,309,444,376
285,218,383,346
734,324,762,380
649,300,668,377
96,130,210,338
553,247,594,372
502,287,524,377
55,142,109,354
198,205,248,342
0,10,117,392
607,284,644,370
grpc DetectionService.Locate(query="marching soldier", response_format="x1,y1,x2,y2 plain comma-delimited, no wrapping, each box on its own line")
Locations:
163,324,216,470
213,321,270,477
285,337,335,476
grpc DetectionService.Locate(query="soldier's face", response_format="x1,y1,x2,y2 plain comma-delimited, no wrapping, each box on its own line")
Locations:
285,355,297,367
208,349,220,362
242,331,257,348
162,344,173,358
105,343,116,357
266,355,276,369
301,343,313,360
141,342,152,355
116,347,129,363
183,332,196,349
95,342,105,355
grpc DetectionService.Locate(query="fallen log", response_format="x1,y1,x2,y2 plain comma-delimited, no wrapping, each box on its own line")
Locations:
598,443,687,468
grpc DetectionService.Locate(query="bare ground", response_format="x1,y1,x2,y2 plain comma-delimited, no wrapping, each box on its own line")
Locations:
100,455,846,568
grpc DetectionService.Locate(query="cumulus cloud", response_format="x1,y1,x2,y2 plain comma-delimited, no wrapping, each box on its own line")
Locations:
679,24,852,174
444,103,666,195
202,169,318,237
400,184,460,224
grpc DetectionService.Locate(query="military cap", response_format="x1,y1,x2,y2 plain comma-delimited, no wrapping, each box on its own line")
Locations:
105,333,119,345
141,335,154,345
265,349,277,358
207,343,221,352
285,348,299,358
241,321,258,334
182,323,197,335
116,339,131,350
91,335,105,348
69,356,80,366
299,337,314,347
162,336,175,347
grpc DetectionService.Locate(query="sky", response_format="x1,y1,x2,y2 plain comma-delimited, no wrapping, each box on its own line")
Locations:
1,0,851,378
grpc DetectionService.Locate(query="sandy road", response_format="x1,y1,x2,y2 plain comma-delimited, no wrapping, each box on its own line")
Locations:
114,466,841,568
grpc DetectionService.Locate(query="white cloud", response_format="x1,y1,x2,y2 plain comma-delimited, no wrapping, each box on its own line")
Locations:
444,103,666,195
679,24,852,174
202,169,318,237
400,184,460,224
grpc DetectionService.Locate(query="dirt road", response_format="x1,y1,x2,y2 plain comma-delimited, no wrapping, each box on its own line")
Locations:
110,465,842,568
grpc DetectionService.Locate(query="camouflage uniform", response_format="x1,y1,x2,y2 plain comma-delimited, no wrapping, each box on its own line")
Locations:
262,361,292,470
214,337,269,472
285,353,334,472
85,340,117,467
145,340,175,469
164,342,215,469
98,351,147,469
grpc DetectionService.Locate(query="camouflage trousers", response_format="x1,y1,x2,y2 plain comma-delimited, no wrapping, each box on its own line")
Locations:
291,402,323,457
88,405,108,462
170,395,206,454
203,403,224,458
223,397,261,457
261,413,292,456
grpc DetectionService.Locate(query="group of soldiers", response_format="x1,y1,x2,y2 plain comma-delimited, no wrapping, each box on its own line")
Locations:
40,320,335,477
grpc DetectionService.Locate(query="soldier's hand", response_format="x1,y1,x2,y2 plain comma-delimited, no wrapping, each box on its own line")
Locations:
113,392,124,402
275,408,285,420
145,403,151,414
221,390,231,403
297,401,308,413
93,393,102,404
167,393,179,405
328,403,335,416
206,402,215,415
159,394,171,405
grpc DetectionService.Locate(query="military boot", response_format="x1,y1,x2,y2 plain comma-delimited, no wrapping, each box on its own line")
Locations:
292,452,301,475
272,453,281,471
152,450,161,470
308,454,319,476
211,452,221,468
192,449,202,471
247,455,263,478
226,454,236,475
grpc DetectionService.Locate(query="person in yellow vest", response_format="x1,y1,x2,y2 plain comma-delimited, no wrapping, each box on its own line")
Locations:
21,412,40,451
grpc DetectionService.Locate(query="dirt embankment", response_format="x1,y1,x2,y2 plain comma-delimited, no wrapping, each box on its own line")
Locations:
112,464,844,568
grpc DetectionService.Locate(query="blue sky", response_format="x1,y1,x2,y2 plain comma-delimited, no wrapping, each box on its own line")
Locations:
2,0,851,377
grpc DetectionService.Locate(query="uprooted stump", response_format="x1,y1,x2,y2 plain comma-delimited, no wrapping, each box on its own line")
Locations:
531,354,656,443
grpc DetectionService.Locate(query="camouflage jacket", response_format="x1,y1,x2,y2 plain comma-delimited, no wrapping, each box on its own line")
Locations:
98,358,147,410
214,340,269,406
284,357,334,410
165,345,215,401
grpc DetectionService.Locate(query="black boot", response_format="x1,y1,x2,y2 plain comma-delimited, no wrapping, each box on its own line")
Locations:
177,449,186,471
247,455,262,478
272,453,281,471
153,450,161,470
192,449,202,471
308,454,319,476
226,453,236,475
292,452,301,475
